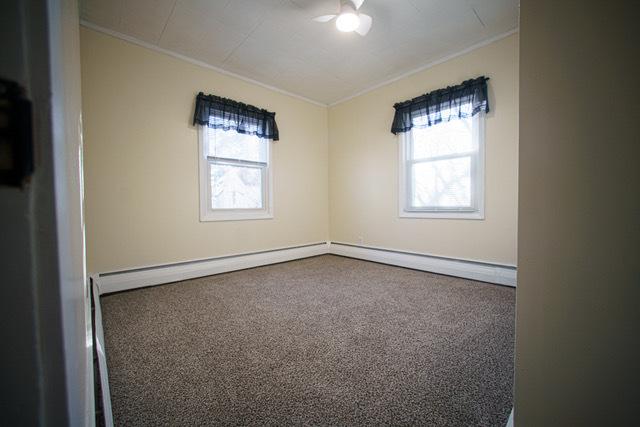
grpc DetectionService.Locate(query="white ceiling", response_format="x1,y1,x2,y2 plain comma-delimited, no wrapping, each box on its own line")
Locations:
80,0,519,105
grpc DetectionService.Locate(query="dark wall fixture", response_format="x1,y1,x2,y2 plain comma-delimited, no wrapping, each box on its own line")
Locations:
0,78,33,187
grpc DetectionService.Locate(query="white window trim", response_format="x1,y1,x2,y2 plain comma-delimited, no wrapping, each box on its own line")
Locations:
398,113,485,220
198,126,274,222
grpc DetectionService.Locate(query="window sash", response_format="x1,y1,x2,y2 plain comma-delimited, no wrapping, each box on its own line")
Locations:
207,160,267,211
400,113,483,216
406,154,477,211
207,127,268,164
207,156,267,168
199,125,273,221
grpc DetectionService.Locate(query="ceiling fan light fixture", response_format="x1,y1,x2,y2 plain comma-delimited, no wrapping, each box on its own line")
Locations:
336,12,360,32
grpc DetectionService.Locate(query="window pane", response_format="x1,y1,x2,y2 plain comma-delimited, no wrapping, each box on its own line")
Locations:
411,117,474,160
411,157,472,208
211,164,263,209
207,128,267,163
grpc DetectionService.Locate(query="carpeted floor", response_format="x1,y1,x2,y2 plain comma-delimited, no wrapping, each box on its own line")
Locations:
101,255,515,426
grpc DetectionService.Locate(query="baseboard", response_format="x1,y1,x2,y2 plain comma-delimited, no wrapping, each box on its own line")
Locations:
506,408,514,427
328,242,517,287
84,278,95,426
91,277,114,426
96,242,330,295
95,241,515,294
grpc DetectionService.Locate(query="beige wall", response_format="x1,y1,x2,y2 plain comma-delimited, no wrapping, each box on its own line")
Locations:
328,34,519,265
516,1,638,425
81,28,329,273
81,27,518,273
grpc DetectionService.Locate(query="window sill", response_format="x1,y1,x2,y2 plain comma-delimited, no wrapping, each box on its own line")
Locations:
200,211,274,222
399,210,484,220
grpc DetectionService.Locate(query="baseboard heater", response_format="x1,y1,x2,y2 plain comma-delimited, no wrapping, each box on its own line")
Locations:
329,242,517,287
95,242,329,295
94,241,515,296
91,277,114,427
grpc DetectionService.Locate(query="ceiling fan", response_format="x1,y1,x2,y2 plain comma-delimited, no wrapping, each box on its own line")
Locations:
312,0,373,36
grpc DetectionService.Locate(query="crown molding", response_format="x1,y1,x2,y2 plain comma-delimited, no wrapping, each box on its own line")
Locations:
81,20,518,109
79,20,328,107
328,28,519,107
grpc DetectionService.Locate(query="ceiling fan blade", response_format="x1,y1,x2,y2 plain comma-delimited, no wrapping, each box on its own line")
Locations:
351,0,365,10
355,13,372,35
312,14,337,23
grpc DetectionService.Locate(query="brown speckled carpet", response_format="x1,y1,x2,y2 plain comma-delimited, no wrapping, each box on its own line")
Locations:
101,255,515,426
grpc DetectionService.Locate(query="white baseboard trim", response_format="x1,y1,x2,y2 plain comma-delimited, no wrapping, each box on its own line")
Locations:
506,408,514,427
95,241,515,294
328,242,517,287
96,242,330,295
91,277,114,427
84,278,95,426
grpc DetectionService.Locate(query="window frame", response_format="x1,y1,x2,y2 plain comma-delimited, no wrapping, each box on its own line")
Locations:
198,126,274,222
398,112,485,220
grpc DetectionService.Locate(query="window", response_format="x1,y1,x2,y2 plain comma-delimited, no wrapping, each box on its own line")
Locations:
199,127,273,221
399,112,484,219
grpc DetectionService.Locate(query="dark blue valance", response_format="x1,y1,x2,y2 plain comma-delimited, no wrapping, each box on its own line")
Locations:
391,76,489,135
193,92,279,141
